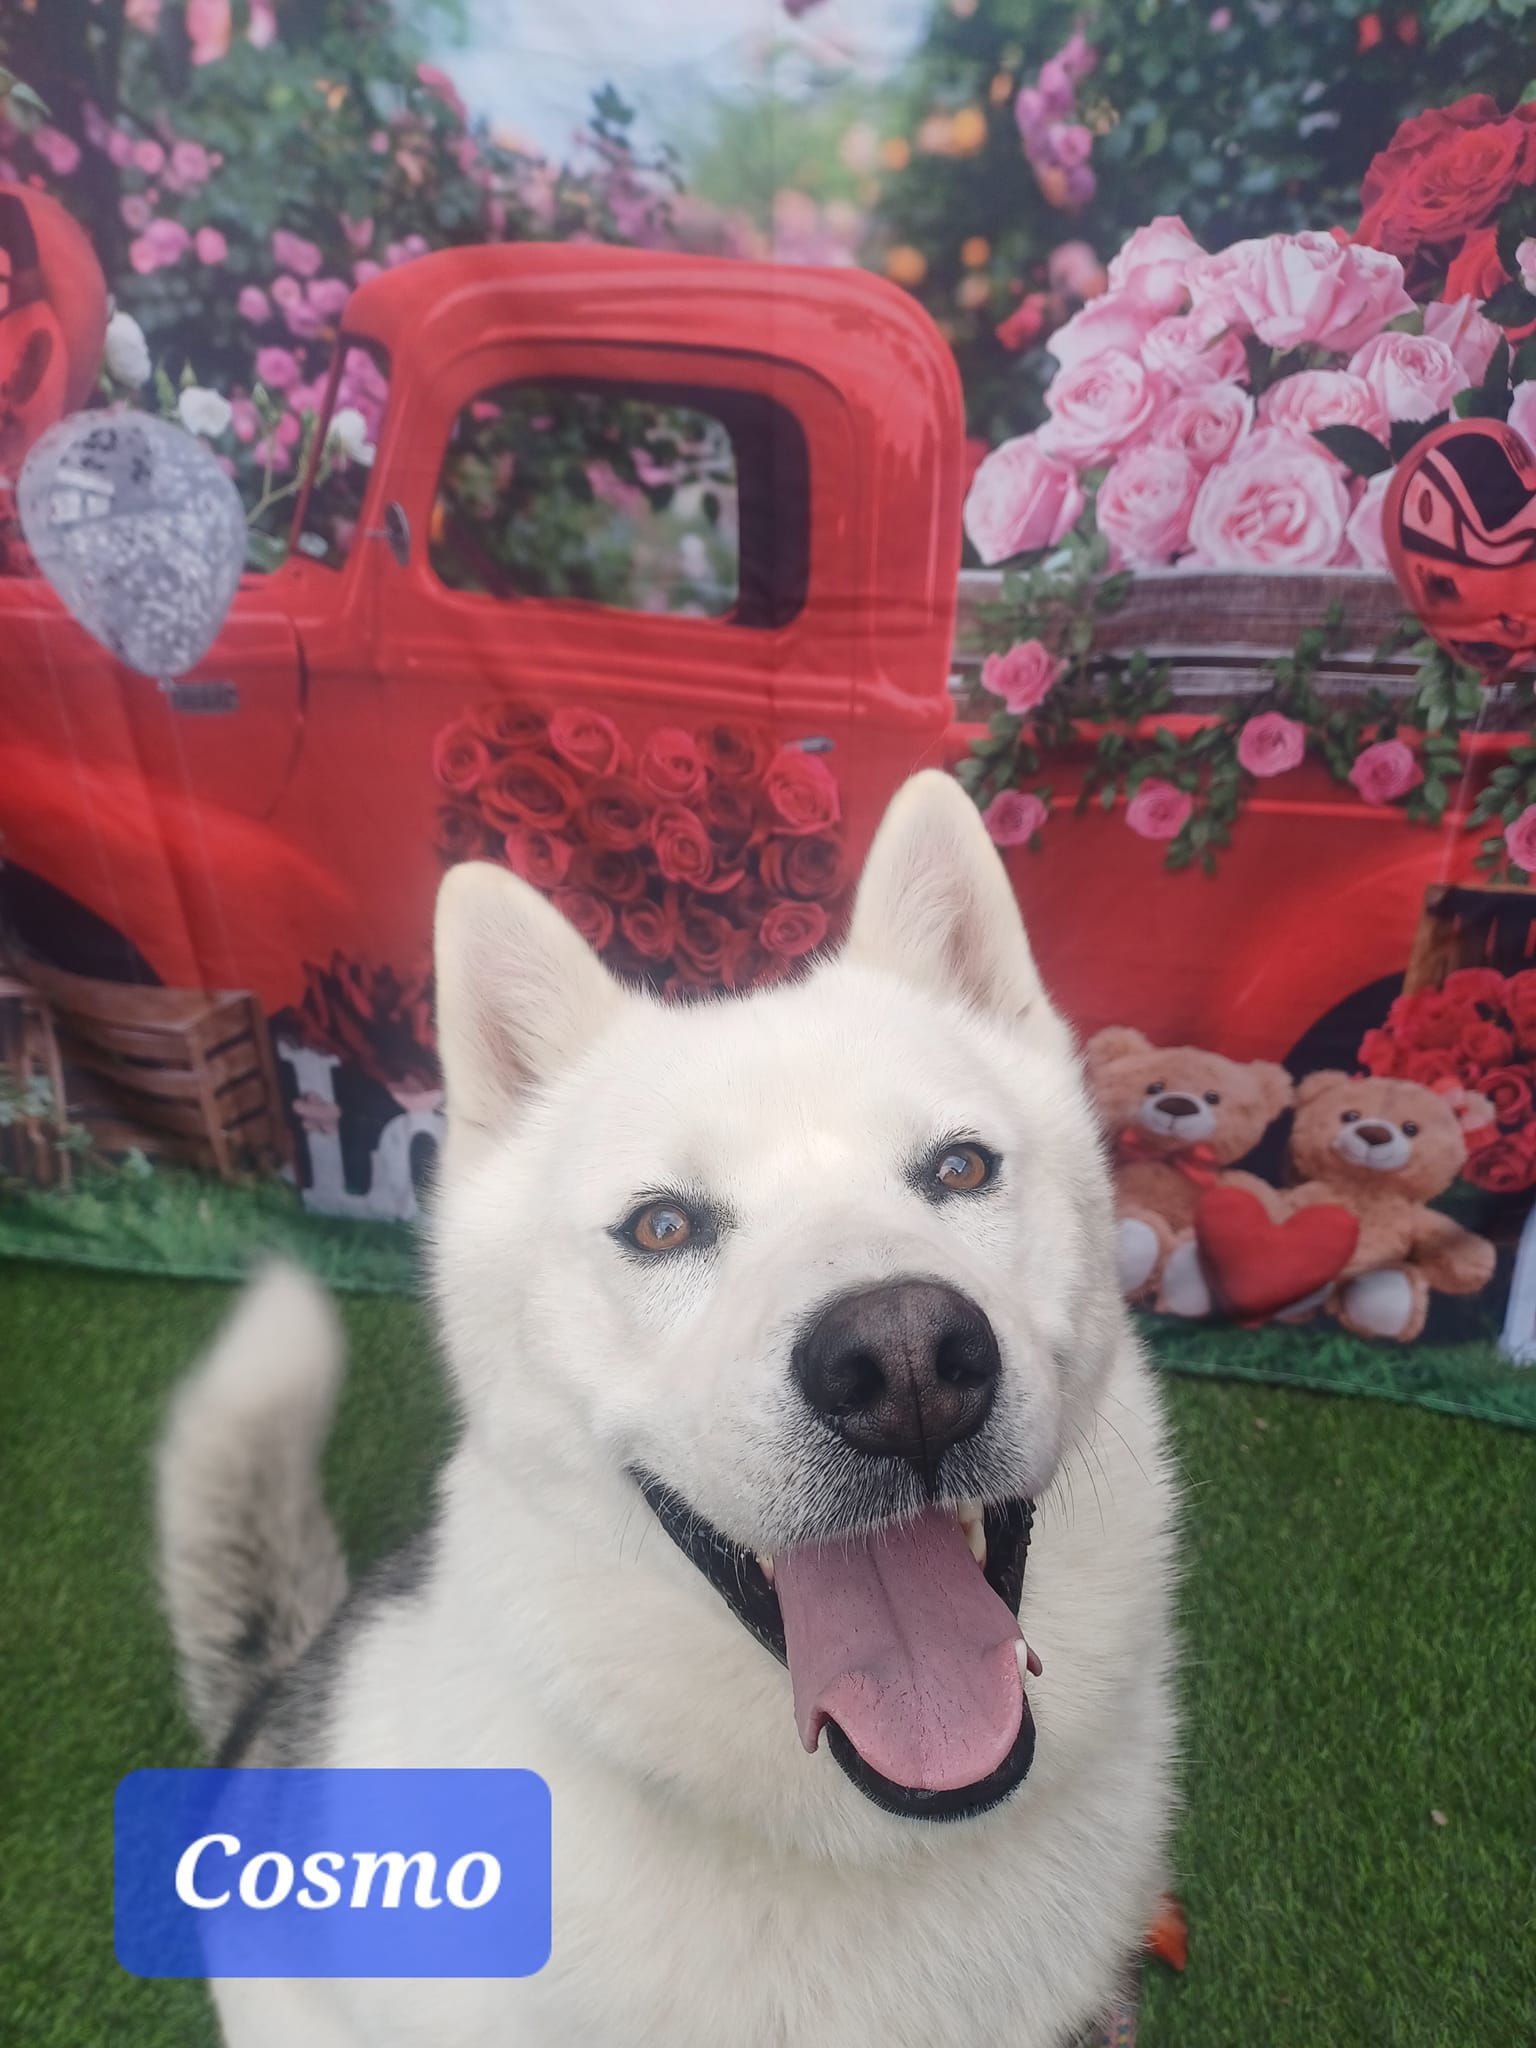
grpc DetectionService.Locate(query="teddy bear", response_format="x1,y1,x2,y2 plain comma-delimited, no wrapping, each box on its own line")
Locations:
1084,1026,1295,1311
1221,1070,1498,1342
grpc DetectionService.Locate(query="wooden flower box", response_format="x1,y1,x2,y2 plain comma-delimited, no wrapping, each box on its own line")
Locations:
16,960,290,1182
0,974,70,1189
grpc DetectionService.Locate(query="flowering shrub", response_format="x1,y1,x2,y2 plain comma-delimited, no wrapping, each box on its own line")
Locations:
0,12,678,563
1359,967,1536,1193
431,705,850,998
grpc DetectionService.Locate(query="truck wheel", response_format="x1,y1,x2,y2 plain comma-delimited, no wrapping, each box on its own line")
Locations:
0,867,161,984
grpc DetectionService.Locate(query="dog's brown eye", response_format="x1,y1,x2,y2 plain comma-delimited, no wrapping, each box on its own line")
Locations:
936,1145,992,1193
629,1202,694,1253
1342,1109,1361,1123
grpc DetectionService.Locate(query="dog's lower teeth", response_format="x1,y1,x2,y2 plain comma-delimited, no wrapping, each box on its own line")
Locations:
757,1553,776,1586
957,1500,987,1569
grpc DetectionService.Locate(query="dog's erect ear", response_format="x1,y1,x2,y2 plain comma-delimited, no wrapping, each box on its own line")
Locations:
845,771,1060,1036
434,861,621,1139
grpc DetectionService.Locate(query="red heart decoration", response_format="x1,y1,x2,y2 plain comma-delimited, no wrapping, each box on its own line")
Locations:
1193,1187,1359,1322
1383,417,1536,678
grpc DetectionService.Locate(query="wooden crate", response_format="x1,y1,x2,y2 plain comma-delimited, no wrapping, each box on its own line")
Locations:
1404,882,1536,994
0,975,70,1189
952,567,1427,714
17,960,290,1181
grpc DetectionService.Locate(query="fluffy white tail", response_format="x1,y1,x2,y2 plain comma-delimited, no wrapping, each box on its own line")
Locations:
157,1262,349,1754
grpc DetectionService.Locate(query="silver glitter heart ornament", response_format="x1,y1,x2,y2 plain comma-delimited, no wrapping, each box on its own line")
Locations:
18,410,247,677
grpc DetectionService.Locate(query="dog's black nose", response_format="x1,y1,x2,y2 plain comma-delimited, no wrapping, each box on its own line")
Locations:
1357,1121,1395,1146
1159,1094,1201,1119
793,1280,1000,1471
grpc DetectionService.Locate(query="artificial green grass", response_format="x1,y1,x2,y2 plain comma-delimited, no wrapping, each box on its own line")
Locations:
1,1263,1532,2047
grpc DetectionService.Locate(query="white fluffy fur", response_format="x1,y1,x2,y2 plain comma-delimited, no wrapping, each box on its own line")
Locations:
166,771,1179,2048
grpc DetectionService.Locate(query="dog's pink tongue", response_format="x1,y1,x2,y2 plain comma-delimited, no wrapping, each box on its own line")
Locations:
774,1507,1025,1793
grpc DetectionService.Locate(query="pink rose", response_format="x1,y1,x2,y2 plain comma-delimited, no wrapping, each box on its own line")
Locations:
1344,471,1392,570
230,398,258,445
1422,297,1503,386
128,219,191,274
126,0,161,26
963,434,1085,564
237,284,270,323
308,277,351,318
1192,233,1413,354
981,639,1064,715
1186,431,1350,569
132,137,166,175
106,129,135,169
1141,310,1247,392
1347,331,1468,425
254,345,302,392
1510,381,1536,454
983,790,1049,845
1106,216,1205,316
1095,444,1201,567
33,127,81,177
1039,349,1161,467
186,0,231,63
272,229,323,279
1259,370,1389,450
169,140,212,188
353,259,383,286
1151,381,1254,472
271,276,302,309
194,226,227,265
1045,289,1160,371
1506,805,1536,874
248,0,277,46
1047,240,1107,301
120,195,152,231
1237,712,1305,778
1125,779,1194,841
1349,739,1423,805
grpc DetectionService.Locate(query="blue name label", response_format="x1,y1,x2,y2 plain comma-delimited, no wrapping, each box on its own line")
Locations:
115,1769,551,1979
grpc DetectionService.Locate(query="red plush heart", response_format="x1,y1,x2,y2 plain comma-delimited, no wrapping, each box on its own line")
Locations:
1383,417,1536,678
1193,1187,1359,1322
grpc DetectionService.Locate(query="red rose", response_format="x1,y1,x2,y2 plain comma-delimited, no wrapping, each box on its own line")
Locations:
572,846,648,904
1443,967,1508,1008
581,778,655,852
674,907,735,981
720,932,766,991
479,750,579,830
1463,1129,1536,1194
1386,989,1461,1051
1400,1047,1464,1088
551,888,615,953
1357,1026,1400,1077
502,826,573,891
1444,224,1507,301
620,897,680,961
651,805,717,887
698,721,772,786
760,898,829,959
638,728,707,802
549,707,629,779
758,833,845,902
700,781,757,858
1481,1065,1533,1127
1458,1019,1514,1068
762,747,841,836
469,700,548,751
434,803,489,863
1505,971,1536,1044
726,878,774,930
432,720,490,796
1357,97,1536,255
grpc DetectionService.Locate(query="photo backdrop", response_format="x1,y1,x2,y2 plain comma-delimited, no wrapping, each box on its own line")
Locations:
3,0,1536,1428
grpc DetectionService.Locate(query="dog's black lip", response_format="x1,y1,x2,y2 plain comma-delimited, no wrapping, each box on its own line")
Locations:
632,1472,1036,1821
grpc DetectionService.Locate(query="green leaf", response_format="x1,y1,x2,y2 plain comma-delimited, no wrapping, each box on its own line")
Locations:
1484,337,1512,395
1455,385,1515,421
1513,337,1536,384
1390,414,1451,462
1482,279,1536,330
1311,425,1392,478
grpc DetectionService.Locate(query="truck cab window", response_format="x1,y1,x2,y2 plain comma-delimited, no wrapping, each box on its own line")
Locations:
430,383,753,618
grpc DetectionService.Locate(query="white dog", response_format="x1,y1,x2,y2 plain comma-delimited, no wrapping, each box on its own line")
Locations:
158,770,1178,2048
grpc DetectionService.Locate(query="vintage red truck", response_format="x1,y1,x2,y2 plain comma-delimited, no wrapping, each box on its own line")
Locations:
0,242,1524,1251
